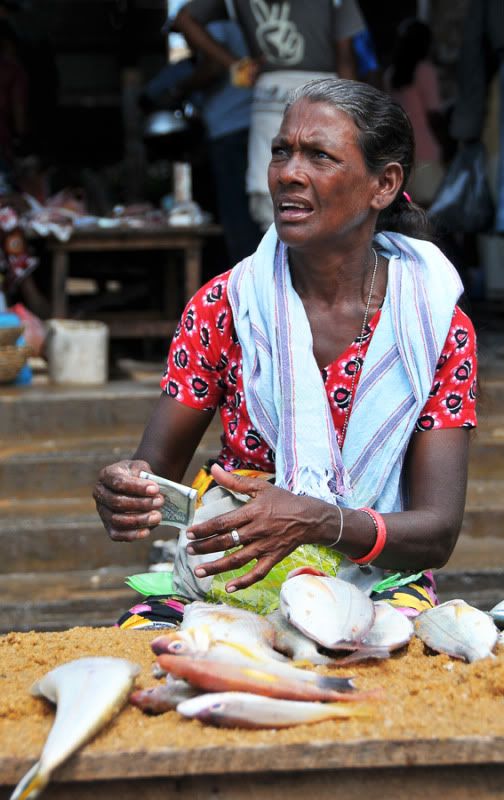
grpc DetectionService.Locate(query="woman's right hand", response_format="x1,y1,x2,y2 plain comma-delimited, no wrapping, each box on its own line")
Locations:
93,459,164,542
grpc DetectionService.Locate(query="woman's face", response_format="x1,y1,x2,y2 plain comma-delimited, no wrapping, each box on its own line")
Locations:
268,99,382,250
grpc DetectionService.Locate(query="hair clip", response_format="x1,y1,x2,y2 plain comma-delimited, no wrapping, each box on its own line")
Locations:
403,191,412,203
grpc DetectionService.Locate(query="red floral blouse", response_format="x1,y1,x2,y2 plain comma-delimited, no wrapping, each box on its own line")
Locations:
161,271,478,471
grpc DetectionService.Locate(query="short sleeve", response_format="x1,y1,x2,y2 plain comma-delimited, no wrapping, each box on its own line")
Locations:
415,306,478,432
332,0,365,41
160,271,234,411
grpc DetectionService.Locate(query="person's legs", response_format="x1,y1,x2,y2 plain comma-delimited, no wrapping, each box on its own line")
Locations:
208,128,262,264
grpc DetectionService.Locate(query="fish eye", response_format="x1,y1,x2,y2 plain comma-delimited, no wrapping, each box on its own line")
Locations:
210,702,224,711
169,641,185,652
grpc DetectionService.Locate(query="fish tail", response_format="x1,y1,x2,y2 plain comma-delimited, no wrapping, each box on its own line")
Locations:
10,761,48,800
325,702,375,719
316,675,356,693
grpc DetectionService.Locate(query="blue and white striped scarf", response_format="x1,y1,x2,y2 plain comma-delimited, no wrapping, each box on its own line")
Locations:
227,226,463,513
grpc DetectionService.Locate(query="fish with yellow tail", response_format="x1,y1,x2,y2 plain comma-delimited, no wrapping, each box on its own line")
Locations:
156,654,379,702
10,657,140,800
177,691,373,729
151,600,287,661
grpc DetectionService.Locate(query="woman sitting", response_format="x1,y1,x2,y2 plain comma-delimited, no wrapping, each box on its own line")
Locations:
94,78,477,629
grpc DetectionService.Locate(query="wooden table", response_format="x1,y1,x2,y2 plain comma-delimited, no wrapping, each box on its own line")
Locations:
43,223,223,337
1,735,503,799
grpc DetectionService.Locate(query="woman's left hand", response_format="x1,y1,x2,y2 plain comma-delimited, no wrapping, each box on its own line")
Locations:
185,464,333,592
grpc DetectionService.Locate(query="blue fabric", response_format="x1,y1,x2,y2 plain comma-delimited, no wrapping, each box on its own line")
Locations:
343,232,463,512
202,21,253,140
143,22,252,140
228,228,464,514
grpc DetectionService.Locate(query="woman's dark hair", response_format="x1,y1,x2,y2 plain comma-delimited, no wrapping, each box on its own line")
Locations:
285,77,431,240
390,19,432,90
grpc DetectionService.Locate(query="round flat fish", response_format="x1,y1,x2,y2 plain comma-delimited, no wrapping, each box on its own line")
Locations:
279,574,375,650
414,598,498,663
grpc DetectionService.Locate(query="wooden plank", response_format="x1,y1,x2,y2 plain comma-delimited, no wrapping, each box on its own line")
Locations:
1,736,504,786
2,764,504,800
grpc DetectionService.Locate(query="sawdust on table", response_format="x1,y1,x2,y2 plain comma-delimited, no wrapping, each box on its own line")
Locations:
0,627,503,760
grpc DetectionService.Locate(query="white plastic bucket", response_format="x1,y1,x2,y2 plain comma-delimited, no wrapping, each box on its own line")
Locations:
47,320,109,384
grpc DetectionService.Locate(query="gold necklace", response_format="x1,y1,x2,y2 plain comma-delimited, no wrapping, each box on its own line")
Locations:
338,247,379,448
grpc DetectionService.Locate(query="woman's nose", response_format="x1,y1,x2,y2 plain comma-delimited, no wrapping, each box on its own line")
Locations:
277,154,307,185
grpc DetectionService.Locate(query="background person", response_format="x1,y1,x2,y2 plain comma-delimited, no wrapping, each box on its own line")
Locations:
94,78,477,630
169,0,365,231
385,19,446,208
143,17,261,264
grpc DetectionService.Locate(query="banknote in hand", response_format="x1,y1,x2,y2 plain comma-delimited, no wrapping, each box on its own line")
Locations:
139,470,197,529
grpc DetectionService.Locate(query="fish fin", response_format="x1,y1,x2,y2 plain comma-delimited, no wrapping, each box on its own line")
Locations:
291,659,316,669
316,675,356,693
326,702,376,719
332,647,392,665
9,761,48,800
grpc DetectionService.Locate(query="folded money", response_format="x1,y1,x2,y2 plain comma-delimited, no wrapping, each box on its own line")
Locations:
139,471,197,529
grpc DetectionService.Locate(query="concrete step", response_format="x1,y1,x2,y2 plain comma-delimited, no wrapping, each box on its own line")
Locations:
1,565,501,634
0,476,503,575
0,412,500,500
0,382,159,440
0,566,141,633
0,496,154,573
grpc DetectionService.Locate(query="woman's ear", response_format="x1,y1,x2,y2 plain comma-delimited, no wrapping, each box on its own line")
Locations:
370,162,404,211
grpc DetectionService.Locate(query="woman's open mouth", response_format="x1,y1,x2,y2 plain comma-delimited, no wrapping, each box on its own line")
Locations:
277,199,313,222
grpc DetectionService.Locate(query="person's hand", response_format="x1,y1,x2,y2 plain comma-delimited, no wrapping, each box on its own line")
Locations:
185,464,333,592
93,459,164,542
229,56,262,87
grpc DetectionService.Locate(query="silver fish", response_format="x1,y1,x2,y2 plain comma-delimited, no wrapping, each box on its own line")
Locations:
130,675,198,715
267,609,338,665
414,599,498,663
151,601,358,692
280,574,375,650
489,600,504,629
151,600,286,662
10,657,140,800
335,602,415,664
177,691,371,729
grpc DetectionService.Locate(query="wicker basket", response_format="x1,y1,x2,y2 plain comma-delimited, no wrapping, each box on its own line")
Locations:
0,326,23,347
0,344,30,383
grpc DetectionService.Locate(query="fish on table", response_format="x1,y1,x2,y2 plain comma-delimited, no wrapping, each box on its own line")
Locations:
130,675,198,715
177,691,373,729
280,574,375,650
10,657,140,800
489,600,504,629
153,632,358,693
266,609,340,665
333,602,415,664
414,599,499,663
151,601,286,662
156,654,377,703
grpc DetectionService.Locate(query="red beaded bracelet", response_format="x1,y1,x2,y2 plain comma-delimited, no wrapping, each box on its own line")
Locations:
350,507,387,565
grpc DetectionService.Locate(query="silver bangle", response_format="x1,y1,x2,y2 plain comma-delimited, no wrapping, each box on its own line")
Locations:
328,504,344,549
